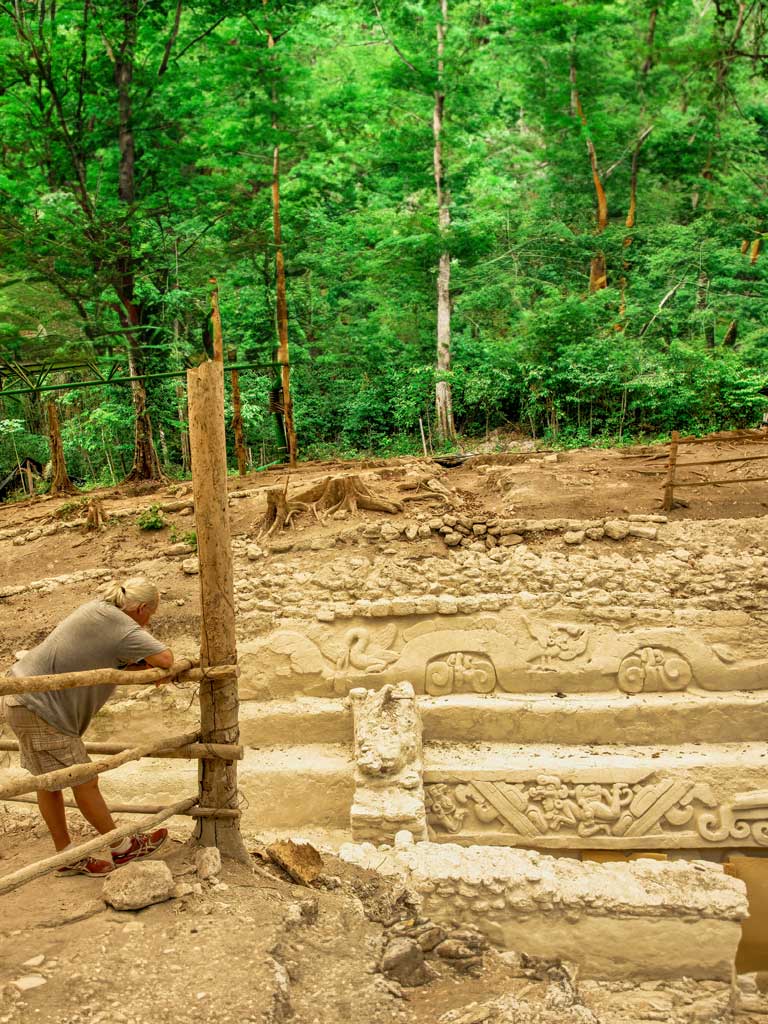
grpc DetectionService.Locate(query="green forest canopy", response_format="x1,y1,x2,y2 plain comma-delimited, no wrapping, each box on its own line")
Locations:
1,0,768,485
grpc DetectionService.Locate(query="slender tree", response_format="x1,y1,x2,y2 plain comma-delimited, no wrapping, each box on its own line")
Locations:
433,0,455,441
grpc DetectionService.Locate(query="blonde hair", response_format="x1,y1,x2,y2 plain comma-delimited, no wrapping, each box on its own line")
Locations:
101,577,159,612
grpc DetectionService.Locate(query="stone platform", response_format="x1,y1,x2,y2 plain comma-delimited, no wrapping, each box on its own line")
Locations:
340,836,750,980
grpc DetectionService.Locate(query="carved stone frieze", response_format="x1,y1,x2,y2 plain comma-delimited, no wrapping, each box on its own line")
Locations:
240,614,768,700
425,775,768,849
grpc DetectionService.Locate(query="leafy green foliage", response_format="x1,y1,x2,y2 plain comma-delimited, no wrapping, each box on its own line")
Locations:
136,505,166,531
1,0,768,486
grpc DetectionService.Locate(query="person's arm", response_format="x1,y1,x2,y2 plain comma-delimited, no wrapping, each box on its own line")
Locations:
121,649,174,671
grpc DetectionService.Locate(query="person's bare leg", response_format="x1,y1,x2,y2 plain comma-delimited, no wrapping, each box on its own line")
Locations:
36,790,71,851
72,778,117,836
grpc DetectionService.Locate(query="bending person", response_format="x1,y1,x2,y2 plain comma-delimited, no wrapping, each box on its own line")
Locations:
3,578,174,877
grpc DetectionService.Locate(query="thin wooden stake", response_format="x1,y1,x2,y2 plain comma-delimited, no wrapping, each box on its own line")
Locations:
419,418,429,457
0,797,197,896
0,660,241,699
663,429,680,511
210,278,224,363
4,795,240,818
0,731,199,800
0,739,243,761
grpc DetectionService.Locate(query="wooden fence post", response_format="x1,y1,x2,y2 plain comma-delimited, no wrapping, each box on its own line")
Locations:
187,356,249,862
663,429,680,512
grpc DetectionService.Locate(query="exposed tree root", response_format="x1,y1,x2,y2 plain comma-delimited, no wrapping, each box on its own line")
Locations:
261,474,403,536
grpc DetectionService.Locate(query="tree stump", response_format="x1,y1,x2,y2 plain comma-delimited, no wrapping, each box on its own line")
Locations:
85,497,105,531
260,475,403,536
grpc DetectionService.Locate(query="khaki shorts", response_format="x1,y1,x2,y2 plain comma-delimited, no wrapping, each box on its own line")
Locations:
3,698,89,788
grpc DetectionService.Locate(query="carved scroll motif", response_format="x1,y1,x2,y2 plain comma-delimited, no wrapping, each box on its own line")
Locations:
617,647,693,694
425,652,497,695
697,791,768,846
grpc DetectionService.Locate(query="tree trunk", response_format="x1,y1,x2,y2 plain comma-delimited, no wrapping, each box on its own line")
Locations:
125,344,165,481
47,401,77,496
114,0,163,482
434,0,456,442
571,59,609,292
264,2,298,468
229,349,248,477
176,382,191,473
696,271,715,348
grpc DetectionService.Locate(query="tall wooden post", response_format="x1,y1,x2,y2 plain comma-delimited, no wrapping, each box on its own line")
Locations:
663,429,680,512
187,356,249,861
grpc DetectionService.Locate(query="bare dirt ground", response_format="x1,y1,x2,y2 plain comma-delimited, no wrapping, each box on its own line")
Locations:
1,435,767,658
1,436,768,1023
0,826,765,1024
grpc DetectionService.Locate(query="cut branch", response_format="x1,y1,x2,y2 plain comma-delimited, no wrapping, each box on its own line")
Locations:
0,797,197,895
0,732,200,800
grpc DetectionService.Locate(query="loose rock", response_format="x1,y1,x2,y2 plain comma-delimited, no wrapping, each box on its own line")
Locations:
102,861,176,911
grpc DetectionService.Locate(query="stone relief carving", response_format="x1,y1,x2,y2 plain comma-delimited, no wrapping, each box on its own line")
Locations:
348,682,427,842
267,624,400,694
522,616,589,666
617,647,693,694
253,619,768,699
425,652,497,695
697,790,768,846
425,775,768,847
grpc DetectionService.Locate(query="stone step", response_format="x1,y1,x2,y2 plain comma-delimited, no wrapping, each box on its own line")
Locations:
94,744,355,832
236,689,768,747
422,741,768,851
420,691,768,745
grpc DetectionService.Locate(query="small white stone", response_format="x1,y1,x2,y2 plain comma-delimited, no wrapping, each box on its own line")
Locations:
394,830,414,849
181,556,200,575
21,956,45,969
13,976,46,992
195,846,221,880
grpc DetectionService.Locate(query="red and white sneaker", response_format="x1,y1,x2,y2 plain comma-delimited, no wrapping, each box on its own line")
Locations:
111,828,169,867
56,856,114,878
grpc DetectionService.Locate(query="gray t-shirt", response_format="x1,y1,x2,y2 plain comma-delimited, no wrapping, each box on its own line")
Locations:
10,601,167,736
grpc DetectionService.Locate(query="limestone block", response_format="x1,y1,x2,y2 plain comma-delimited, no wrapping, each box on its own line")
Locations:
404,524,419,540
181,556,200,575
628,524,658,540
603,520,630,541
268,539,295,553
499,534,523,546
564,531,585,545
444,532,462,547
340,840,747,980
103,861,176,911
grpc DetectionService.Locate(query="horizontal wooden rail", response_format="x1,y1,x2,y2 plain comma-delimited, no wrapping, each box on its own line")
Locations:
675,452,768,468
0,661,239,697
0,739,243,761
4,795,240,819
0,730,200,800
0,797,197,896
673,475,768,488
